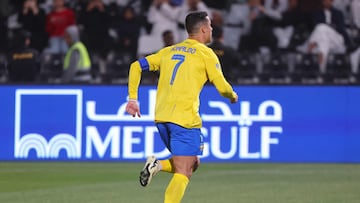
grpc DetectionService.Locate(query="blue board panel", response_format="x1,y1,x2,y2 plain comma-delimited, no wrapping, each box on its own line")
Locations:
0,85,359,162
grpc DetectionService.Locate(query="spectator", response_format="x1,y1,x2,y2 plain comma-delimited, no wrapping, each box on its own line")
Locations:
146,0,211,43
115,6,141,61
147,0,180,43
271,0,313,50
62,25,92,83
208,26,239,81
263,0,289,49
305,0,353,73
7,30,40,82
221,1,247,50
162,30,175,47
18,0,48,52
45,0,76,54
176,0,212,41
238,0,279,53
78,0,110,58
332,0,352,25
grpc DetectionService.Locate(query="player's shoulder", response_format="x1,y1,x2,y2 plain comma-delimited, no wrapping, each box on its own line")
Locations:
151,46,173,56
196,43,217,58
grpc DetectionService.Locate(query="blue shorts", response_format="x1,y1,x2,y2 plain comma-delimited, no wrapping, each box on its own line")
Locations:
156,122,204,156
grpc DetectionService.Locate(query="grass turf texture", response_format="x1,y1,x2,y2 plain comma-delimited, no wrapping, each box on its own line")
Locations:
0,162,359,203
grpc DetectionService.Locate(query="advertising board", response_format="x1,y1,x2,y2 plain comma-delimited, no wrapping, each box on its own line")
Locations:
0,85,359,162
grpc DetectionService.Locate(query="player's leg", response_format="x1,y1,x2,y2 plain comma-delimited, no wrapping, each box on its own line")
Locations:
156,122,200,173
164,156,196,203
139,123,174,187
156,123,176,173
160,158,175,173
159,156,198,174
159,154,198,174
193,156,200,172
139,123,168,187
164,123,203,203
160,157,199,173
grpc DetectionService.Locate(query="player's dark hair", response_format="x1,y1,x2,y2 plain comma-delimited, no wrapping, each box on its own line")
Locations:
185,11,209,35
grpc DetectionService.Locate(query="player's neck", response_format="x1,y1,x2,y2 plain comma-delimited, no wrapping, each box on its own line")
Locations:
188,34,205,44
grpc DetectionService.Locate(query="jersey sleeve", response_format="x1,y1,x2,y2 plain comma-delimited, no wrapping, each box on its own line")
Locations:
204,48,237,99
138,47,171,72
128,48,168,100
128,61,142,100
204,49,224,82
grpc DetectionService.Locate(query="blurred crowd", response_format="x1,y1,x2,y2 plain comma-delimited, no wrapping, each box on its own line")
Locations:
0,0,360,84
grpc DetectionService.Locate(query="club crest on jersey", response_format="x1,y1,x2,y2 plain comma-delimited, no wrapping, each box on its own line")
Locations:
216,63,220,69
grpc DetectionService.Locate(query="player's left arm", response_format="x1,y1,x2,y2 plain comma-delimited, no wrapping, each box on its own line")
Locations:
205,49,238,103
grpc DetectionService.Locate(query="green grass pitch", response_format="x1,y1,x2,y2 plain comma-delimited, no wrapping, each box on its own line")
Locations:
0,162,359,203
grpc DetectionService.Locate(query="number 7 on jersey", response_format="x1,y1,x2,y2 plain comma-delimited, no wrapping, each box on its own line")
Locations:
170,54,185,85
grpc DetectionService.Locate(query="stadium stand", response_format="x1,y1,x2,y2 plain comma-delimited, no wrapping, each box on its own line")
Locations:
323,53,353,84
291,53,322,84
103,51,131,84
231,53,259,84
260,52,291,84
39,53,64,83
0,0,359,85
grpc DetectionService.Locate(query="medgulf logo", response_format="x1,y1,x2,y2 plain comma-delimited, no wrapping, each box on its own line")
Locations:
14,89,82,159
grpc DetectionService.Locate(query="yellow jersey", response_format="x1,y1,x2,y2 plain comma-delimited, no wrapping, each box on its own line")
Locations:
128,39,237,128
